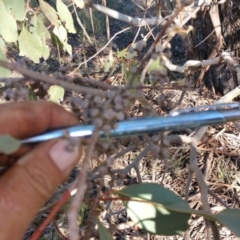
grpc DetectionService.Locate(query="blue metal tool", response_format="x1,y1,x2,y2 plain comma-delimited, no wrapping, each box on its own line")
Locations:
21,102,240,144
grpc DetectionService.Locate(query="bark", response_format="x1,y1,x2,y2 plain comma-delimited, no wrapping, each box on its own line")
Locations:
189,1,240,94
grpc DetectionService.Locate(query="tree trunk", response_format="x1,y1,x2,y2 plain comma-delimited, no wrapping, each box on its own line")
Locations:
190,1,240,95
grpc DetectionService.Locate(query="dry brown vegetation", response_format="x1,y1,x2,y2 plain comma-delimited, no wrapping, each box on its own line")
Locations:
1,0,240,239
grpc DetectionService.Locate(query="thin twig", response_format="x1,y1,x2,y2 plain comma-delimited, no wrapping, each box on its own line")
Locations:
208,190,229,209
0,60,107,97
190,139,220,240
67,130,99,240
73,27,131,70
185,170,193,201
112,145,152,176
72,76,116,90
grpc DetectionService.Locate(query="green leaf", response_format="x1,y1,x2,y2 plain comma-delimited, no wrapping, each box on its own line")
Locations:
148,56,163,74
0,134,21,154
117,183,191,235
18,27,43,63
29,13,38,34
53,25,72,55
0,1,18,42
41,37,50,59
213,209,240,237
97,219,114,240
53,25,67,44
63,41,72,56
36,13,51,39
125,49,137,60
28,88,37,101
28,14,50,60
116,47,128,59
73,0,85,9
48,85,64,103
38,31,50,59
56,0,76,33
0,48,11,78
39,0,59,26
51,33,64,50
0,37,5,49
5,0,26,21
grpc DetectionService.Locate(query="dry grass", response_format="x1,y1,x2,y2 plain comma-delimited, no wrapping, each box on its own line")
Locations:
1,1,239,239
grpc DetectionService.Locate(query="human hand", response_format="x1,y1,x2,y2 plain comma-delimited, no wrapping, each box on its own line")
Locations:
0,101,81,239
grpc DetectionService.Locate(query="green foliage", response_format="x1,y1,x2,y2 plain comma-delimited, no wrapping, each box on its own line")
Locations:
0,0,79,63
117,183,240,237
148,56,163,74
28,13,51,60
116,47,128,59
56,0,76,33
3,0,26,21
48,85,64,103
28,88,38,100
34,13,51,40
73,0,84,9
212,209,240,237
39,0,59,27
0,1,18,43
117,47,138,89
118,183,190,235
0,48,11,77
18,27,47,63
97,219,114,240
0,134,21,154
53,25,72,55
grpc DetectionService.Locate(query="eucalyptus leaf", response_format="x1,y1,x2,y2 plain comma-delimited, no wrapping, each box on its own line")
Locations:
0,37,5,49
48,85,64,103
53,25,67,43
36,13,51,39
73,0,85,9
56,0,76,33
97,219,114,240
148,56,163,74
29,13,38,34
53,25,72,55
51,33,64,50
213,209,240,237
125,50,137,60
40,33,50,59
0,1,18,42
28,14,50,60
63,41,72,56
18,27,43,63
0,48,11,78
39,0,59,27
5,0,25,21
117,47,128,59
117,183,191,235
0,134,21,154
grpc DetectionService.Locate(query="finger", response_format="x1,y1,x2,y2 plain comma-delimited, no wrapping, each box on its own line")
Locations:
0,145,31,166
0,139,81,239
0,101,79,165
0,101,78,139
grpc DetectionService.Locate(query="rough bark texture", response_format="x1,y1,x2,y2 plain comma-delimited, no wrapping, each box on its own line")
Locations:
191,1,240,94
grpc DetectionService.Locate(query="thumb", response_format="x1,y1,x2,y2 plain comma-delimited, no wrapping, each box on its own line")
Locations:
0,139,81,240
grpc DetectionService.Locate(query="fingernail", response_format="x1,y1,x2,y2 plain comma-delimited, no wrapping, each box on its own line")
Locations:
49,139,79,171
